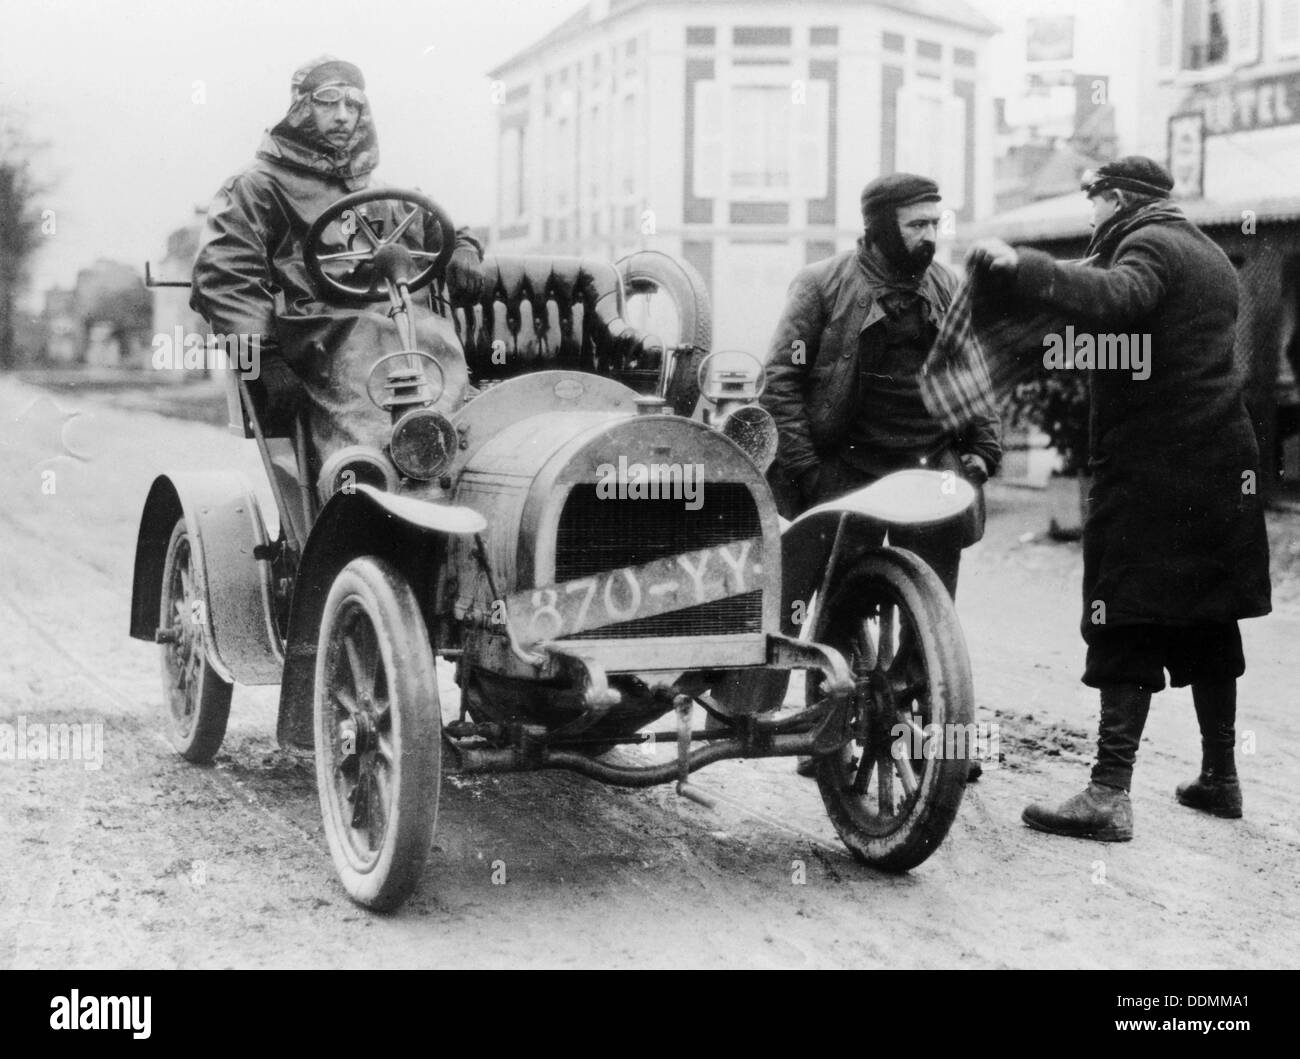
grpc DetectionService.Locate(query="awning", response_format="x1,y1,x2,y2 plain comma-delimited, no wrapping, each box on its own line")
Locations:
964,192,1300,246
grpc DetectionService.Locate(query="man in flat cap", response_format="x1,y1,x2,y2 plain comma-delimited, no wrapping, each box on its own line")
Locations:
762,172,1001,595
191,55,485,484
762,172,999,780
969,156,1271,840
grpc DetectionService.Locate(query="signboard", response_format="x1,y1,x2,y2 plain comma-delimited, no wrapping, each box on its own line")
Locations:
1183,72,1300,136
1026,15,1074,62
1168,112,1206,199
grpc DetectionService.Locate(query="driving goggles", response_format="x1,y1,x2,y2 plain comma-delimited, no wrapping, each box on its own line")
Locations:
309,85,367,108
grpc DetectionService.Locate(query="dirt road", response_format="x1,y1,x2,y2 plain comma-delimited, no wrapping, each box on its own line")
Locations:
1,375,1297,968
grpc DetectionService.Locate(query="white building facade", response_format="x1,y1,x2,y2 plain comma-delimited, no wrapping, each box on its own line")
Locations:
488,0,997,355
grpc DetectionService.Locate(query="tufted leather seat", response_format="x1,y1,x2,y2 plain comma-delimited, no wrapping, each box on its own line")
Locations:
446,255,666,392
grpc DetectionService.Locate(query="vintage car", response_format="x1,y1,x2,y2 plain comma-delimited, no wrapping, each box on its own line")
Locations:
131,188,979,911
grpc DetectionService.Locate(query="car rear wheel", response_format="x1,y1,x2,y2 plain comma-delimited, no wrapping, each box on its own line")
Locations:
158,519,232,764
314,556,441,911
812,548,974,872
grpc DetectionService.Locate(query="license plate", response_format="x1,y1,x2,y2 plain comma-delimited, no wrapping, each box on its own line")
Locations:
506,537,763,644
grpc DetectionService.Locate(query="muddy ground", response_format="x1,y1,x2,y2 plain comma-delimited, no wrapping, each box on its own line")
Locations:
1,375,1297,968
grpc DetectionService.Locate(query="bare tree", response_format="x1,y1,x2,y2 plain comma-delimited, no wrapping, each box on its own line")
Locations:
0,112,48,369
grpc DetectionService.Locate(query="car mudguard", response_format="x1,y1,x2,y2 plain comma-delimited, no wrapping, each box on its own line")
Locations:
129,472,284,685
707,470,975,715
275,485,486,752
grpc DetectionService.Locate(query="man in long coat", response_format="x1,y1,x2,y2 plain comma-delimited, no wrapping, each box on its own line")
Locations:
969,156,1271,840
191,55,485,481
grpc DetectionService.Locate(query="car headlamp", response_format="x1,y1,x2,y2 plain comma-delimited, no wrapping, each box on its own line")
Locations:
389,408,458,481
718,403,778,473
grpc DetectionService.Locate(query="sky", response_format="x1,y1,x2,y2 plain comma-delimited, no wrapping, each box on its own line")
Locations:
0,0,586,307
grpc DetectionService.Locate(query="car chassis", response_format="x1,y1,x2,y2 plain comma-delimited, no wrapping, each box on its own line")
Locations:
132,187,979,910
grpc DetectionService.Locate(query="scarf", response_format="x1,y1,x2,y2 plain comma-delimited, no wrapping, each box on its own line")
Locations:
918,200,1190,431
1085,199,1186,262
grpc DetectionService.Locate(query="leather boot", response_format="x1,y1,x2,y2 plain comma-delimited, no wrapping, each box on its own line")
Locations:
1022,781,1133,841
1089,682,1152,792
1176,679,1242,818
1021,683,1150,841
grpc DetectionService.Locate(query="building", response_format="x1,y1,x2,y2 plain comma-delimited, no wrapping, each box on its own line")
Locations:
971,0,1300,504
488,0,998,355
970,0,1146,211
38,260,151,367
149,213,208,374
42,288,79,363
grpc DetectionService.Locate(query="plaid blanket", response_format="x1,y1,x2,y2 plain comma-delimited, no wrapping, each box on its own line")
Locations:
919,267,1077,432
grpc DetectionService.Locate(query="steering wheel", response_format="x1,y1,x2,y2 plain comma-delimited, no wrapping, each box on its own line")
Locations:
304,188,456,302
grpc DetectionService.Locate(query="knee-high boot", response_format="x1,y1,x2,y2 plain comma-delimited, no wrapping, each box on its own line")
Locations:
1176,679,1242,818
1021,683,1150,841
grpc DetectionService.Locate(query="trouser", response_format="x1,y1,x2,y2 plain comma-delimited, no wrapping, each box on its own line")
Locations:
1084,624,1244,790
811,451,964,598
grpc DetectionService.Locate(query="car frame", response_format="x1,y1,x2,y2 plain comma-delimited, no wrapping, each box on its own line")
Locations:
131,187,980,910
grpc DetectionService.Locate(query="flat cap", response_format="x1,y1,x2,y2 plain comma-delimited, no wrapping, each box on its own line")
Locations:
1081,155,1174,198
861,173,941,219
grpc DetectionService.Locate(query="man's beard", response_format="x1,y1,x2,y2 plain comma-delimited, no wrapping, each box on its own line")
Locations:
867,211,934,278
908,241,936,273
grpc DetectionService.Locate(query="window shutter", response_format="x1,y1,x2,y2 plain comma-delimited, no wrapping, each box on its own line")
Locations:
1231,0,1261,65
1157,0,1179,76
791,78,829,199
942,94,967,213
693,79,724,199
1277,0,1300,57
894,83,915,174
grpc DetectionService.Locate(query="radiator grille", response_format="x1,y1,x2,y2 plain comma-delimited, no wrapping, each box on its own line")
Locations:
554,484,763,640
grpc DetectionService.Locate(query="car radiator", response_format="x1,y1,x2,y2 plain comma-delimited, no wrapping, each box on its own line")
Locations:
553,483,763,641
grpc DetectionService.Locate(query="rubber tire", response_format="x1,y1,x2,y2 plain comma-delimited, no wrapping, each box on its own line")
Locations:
314,556,441,912
617,250,713,416
814,548,974,872
159,519,232,764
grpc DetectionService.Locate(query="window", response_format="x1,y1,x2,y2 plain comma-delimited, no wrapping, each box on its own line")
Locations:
693,72,828,202
896,84,966,213
621,94,637,197
499,126,524,221
728,84,791,194
1161,0,1263,75
556,116,571,212
1184,0,1230,68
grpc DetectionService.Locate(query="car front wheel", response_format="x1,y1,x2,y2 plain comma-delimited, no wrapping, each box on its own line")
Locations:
314,556,442,911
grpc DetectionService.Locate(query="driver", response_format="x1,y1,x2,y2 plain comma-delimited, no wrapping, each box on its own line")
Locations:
190,55,485,473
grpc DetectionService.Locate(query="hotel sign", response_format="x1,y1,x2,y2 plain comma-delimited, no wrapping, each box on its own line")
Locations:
1182,72,1300,136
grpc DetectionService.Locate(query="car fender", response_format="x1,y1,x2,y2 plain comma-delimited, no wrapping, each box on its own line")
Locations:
129,472,283,685
275,485,486,751
706,470,975,715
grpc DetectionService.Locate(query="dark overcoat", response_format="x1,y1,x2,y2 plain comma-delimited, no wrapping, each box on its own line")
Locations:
1014,215,1271,635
